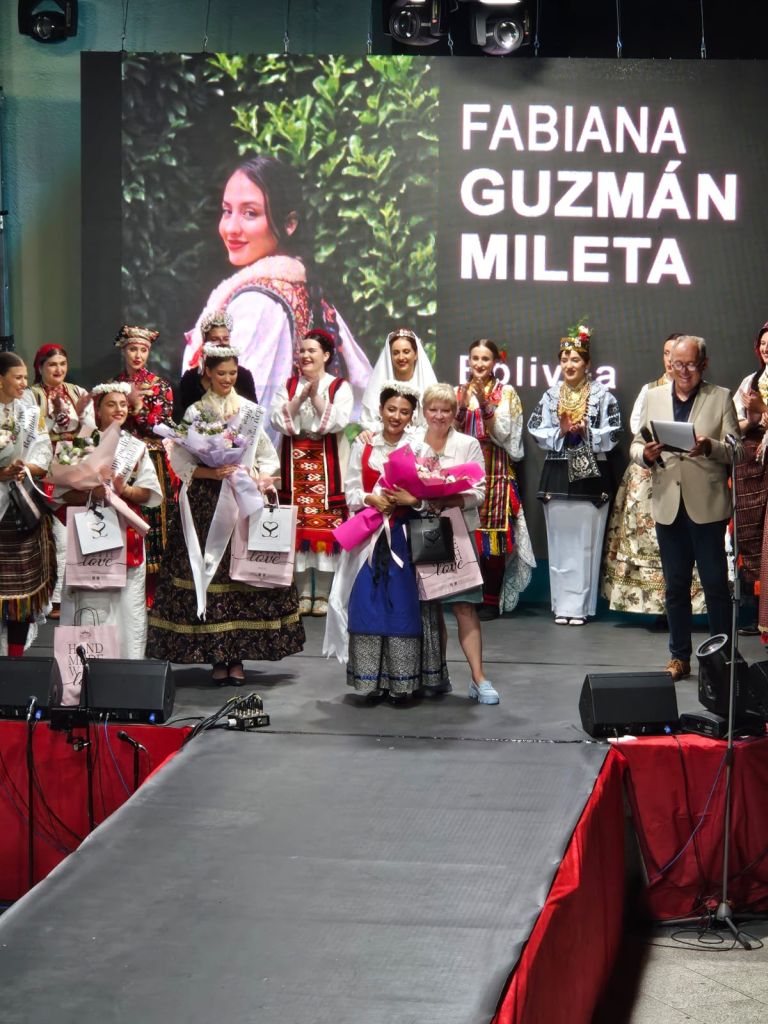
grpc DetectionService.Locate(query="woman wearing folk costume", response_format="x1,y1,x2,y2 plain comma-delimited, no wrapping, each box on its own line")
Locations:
602,334,705,617
324,380,448,704
453,339,535,620
183,154,371,437
56,382,161,659
173,309,258,422
26,343,96,618
270,329,353,617
415,384,497,704
113,324,174,598
528,324,621,626
147,344,304,682
359,327,437,434
0,352,55,657
734,320,768,637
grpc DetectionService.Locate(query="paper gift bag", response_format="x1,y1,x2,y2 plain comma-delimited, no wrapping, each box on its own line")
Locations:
230,516,295,588
247,502,297,553
74,503,123,555
416,508,483,601
53,614,120,706
65,506,127,589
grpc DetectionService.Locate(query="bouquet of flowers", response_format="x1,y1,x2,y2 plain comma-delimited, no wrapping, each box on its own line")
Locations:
53,433,100,466
155,409,248,467
0,417,20,467
333,444,484,552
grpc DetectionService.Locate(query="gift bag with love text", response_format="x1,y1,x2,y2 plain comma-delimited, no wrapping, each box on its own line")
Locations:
65,506,127,589
415,507,483,601
230,515,295,588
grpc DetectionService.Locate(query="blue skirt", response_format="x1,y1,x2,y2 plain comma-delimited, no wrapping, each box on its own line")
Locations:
348,521,421,637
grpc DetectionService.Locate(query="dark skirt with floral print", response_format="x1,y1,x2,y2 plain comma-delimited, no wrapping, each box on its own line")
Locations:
146,479,305,664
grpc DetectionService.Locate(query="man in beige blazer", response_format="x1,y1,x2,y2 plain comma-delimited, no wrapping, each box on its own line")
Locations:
630,336,742,680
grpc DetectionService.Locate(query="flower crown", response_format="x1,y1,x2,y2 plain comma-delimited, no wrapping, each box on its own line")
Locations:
202,343,239,362
201,310,234,336
92,381,132,398
560,320,592,354
380,378,421,402
114,325,159,348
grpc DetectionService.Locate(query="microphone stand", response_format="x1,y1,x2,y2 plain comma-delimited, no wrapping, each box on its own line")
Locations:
714,435,752,948
26,697,37,891
77,647,96,834
659,435,754,946
117,730,146,792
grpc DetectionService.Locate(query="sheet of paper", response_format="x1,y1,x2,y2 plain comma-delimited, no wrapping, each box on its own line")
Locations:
650,419,697,452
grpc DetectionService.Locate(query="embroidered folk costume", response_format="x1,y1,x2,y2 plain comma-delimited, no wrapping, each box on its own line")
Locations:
27,344,97,608
57,398,162,660
0,396,55,655
528,326,621,622
147,387,305,666
183,255,371,439
113,325,175,583
270,367,353,608
454,378,535,612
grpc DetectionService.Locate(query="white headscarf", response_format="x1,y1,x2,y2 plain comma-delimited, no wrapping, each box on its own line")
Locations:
359,329,437,432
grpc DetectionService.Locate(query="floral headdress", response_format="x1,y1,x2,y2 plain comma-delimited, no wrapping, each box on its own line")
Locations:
379,378,421,403
202,342,239,363
200,309,234,337
114,325,159,349
91,381,132,401
560,320,592,357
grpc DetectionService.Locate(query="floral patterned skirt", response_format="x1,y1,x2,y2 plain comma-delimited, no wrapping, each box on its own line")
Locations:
146,479,305,664
602,461,705,615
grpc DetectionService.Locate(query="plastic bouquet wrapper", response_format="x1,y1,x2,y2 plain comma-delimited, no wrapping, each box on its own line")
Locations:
53,433,100,466
0,419,20,465
154,408,248,467
46,422,149,537
333,443,484,552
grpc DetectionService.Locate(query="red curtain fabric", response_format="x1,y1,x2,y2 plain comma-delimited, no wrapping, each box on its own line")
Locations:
493,752,626,1024
615,734,768,920
0,720,187,902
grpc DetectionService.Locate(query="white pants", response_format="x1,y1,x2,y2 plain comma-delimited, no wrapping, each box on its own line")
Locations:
543,500,609,618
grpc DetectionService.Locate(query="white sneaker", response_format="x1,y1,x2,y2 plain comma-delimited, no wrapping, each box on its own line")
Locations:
468,680,500,705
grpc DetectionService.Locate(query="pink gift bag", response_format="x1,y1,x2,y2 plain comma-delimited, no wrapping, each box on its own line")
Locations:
52,612,120,706
416,508,483,601
230,516,295,588
65,506,127,590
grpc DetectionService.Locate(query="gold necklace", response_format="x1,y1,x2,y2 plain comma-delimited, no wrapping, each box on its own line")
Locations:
558,379,590,422
758,369,768,406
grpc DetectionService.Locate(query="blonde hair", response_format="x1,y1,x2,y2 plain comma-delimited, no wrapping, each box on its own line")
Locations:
423,383,458,415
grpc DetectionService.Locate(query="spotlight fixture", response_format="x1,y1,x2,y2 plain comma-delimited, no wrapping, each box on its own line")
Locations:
462,1,531,56
18,0,77,44
386,1,447,48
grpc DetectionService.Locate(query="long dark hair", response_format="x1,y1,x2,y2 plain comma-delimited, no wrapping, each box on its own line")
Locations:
232,154,338,351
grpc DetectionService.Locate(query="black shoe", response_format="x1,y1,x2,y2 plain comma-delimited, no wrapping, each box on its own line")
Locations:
419,681,453,698
477,604,500,621
387,692,411,706
363,688,387,704
738,626,760,637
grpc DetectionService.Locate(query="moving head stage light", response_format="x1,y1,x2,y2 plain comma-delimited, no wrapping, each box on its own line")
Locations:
461,1,531,56
680,634,767,738
386,1,448,47
18,1,77,43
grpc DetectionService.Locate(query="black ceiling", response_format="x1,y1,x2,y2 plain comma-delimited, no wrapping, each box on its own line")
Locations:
378,1,768,60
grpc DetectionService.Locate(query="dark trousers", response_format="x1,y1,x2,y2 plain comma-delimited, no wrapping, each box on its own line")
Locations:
655,503,731,660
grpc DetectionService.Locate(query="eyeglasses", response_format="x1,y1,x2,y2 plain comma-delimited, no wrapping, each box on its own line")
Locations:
672,360,702,372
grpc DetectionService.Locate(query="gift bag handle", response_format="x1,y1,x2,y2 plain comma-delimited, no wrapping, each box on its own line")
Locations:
73,607,99,627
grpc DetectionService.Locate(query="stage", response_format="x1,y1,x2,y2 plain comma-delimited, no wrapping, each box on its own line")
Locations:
0,610,766,1023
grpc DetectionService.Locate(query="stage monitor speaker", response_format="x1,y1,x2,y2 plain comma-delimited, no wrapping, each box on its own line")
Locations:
49,659,175,724
0,656,60,720
579,671,679,738
746,661,768,719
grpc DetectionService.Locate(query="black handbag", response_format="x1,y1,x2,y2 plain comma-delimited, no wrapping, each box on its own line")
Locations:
407,514,455,565
7,478,46,534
